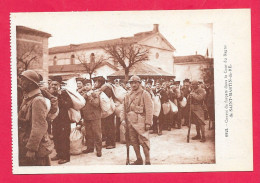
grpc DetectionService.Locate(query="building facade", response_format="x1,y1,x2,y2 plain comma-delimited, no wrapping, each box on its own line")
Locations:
16,26,51,82
173,55,214,83
48,24,176,79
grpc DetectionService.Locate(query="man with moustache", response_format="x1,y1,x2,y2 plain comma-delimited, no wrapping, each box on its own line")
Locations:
121,75,153,165
50,76,73,164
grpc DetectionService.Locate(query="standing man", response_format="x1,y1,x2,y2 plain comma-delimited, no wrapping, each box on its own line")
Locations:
188,80,207,142
181,79,191,126
81,79,102,157
18,70,52,166
50,76,73,164
121,75,153,165
93,76,116,149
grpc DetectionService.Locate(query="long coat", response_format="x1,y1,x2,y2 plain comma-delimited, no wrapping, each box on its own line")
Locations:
189,87,207,124
81,90,101,121
18,89,52,164
121,86,153,148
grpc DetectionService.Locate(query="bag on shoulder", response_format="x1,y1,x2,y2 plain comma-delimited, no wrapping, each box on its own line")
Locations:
179,97,187,108
68,108,81,123
111,84,127,103
169,100,178,114
100,92,115,118
65,89,86,110
162,102,171,115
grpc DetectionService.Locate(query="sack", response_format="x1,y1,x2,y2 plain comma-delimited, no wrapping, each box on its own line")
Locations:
111,84,127,103
179,97,187,108
119,123,126,144
66,89,86,110
44,98,51,113
162,102,171,115
169,100,178,114
153,95,161,117
70,128,83,155
68,108,81,123
100,92,115,118
114,101,124,118
100,92,111,112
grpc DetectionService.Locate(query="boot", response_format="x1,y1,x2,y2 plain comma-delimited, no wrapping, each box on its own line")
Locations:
200,125,206,142
142,144,151,166
130,159,143,165
192,135,201,140
82,148,94,154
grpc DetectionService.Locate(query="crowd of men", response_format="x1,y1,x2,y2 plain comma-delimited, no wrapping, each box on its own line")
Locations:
17,69,215,166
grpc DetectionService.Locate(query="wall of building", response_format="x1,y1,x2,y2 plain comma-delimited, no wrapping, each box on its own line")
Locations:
16,32,49,82
174,62,211,82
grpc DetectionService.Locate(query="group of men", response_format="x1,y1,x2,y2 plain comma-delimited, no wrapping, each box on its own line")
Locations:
17,69,215,166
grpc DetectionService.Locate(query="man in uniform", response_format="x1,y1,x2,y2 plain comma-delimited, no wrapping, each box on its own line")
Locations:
188,80,207,142
81,79,102,157
18,70,52,166
121,75,153,165
50,76,73,164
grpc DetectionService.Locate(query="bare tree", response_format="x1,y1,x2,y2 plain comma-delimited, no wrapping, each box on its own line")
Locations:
77,53,106,79
102,43,150,81
17,42,42,74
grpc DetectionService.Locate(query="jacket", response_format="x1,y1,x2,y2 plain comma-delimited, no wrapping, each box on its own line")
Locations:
81,90,101,121
18,88,52,157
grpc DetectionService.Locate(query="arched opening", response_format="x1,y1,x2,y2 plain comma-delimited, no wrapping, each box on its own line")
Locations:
53,56,57,65
70,54,75,64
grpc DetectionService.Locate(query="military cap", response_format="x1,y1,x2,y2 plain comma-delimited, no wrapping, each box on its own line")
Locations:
183,78,190,83
129,75,141,83
83,79,92,85
174,81,180,85
191,80,199,85
76,77,85,83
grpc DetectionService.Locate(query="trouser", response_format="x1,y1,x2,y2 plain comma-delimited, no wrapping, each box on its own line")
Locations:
84,119,102,153
128,125,150,163
52,121,71,161
115,116,121,142
160,112,171,130
152,115,162,133
102,113,116,147
191,111,206,139
19,156,50,166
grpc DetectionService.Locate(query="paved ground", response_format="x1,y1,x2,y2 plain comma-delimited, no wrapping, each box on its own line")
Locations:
50,120,215,165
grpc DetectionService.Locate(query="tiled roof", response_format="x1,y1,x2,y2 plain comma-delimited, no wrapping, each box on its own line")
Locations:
49,61,119,73
49,31,154,54
174,55,213,63
16,26,52,38
109,62,173,77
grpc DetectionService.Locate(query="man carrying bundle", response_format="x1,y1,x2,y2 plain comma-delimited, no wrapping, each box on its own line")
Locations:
121,75,153,165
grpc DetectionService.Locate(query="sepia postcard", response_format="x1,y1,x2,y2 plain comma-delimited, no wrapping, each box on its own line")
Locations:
10,9,252,174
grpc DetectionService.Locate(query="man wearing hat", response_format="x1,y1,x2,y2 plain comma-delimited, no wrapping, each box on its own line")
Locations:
81,79,103,157
188,80,207,142
50,76,74,164
18,70,52,166
181,79,191,126
121,75,153,165
93,76,116,149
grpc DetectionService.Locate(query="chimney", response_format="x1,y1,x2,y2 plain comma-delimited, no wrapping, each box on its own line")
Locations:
153,24,159,33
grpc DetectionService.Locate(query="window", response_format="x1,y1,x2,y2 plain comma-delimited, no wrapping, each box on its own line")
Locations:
53,56,57,65
70,54,75,64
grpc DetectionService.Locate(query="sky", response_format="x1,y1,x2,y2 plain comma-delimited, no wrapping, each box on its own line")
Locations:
12,11,213,57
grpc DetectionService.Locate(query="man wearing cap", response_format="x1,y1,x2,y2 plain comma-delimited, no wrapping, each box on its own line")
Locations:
93,76,116,149
121,75,153,165
81,79,102,157
188,80,207,142
181,79,191,126
50,76,73,164
18,70,52,166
